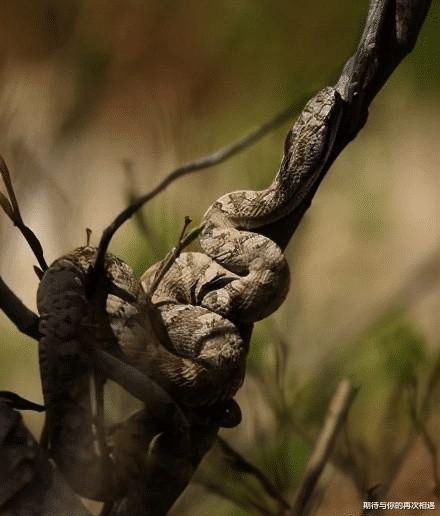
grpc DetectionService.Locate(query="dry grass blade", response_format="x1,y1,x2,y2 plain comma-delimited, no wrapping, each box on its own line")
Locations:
407,379,440,496
290,379,356,516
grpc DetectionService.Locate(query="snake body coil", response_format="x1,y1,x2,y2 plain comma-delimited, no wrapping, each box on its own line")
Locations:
37,86,342,499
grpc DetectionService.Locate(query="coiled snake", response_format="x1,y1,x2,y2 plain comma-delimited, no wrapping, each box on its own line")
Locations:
36,86,343,499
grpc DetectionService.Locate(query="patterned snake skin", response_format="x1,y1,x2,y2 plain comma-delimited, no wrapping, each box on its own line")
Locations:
36,86,342,499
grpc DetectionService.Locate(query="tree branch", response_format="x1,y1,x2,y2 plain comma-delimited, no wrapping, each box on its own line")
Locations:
0,157,48,272
0,1,432,515
261,0,432,250
94,94,309,271
289,379,357,516
0,396,92,516
0,275,40,340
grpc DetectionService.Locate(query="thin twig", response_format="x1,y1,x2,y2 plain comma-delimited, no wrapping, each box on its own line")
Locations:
147,217,203,298
89,347,189,435
0,391,44,412
0,1,432,515
265,0,432,251
122,158,168,259
290,379,356,516
94,95,308,272
0,157,48,272
0,399,93,516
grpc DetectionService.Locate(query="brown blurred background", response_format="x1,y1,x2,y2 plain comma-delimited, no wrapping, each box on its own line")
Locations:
1,1,440,514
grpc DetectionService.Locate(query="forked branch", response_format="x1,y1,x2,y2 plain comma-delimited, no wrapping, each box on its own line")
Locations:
0,157,48,272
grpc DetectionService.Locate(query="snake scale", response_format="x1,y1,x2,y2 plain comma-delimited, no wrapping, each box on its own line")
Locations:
36,86,343,499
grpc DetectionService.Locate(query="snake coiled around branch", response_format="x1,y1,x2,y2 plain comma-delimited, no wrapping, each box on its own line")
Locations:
36,86,342,499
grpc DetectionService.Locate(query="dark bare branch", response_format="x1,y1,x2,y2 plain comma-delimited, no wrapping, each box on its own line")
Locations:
0,391,44,412
0,397,92,516
94,95,308,271
0,1,432,515
94,0,432,290
0,157,48,272
0,275,40,340
261,0,432,250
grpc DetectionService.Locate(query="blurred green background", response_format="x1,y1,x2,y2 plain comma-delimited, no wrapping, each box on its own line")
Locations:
0,0,440,514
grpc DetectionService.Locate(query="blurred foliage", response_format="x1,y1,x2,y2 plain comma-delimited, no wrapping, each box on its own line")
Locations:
407,0,440,91
296,310,425,490
59,45,111,135
189,305,440,515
